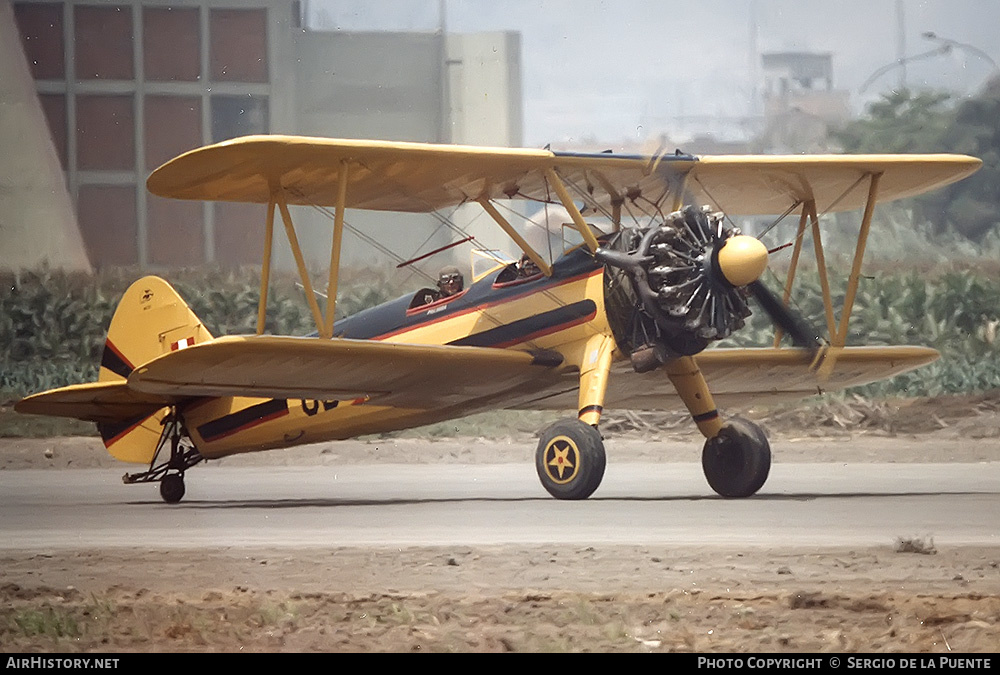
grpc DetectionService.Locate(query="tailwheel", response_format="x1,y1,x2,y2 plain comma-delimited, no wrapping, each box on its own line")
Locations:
159,474,185,504
535,419,606,500
701,417,771,498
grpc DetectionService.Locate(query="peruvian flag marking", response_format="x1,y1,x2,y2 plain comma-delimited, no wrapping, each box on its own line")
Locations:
171,337,194,351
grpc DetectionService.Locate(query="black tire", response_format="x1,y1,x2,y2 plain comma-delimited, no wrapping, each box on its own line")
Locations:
160,474,186,504
701,417,771,498
535,419,606,500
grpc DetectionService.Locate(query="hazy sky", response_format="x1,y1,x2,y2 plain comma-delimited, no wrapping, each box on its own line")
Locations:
308,1,1000,147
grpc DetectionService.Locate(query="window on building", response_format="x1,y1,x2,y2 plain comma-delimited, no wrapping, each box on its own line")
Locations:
144,95,202,170
209,8,268,83
143,6,200,82
76,95,135,170
13,2,65,80
75,5,134,80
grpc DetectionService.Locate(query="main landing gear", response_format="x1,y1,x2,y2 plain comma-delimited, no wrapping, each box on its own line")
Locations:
533,415,770,500
123,412,202,504
531,348,772,500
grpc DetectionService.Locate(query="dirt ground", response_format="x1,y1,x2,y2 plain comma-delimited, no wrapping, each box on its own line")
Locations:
2,393,999,653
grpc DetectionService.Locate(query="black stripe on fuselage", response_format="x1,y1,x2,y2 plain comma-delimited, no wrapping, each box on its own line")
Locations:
448,300,596,348
333,246,602,341
197,398,289,443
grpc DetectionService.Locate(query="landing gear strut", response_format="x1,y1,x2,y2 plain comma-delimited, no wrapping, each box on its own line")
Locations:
123,411,202,504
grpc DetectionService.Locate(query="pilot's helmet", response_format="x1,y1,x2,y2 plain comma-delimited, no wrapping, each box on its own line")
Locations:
437,265,463,293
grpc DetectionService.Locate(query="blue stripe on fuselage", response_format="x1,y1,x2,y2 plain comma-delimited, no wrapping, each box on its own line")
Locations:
332,247,602,341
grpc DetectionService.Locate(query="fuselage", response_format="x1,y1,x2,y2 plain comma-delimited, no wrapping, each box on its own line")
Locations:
181,246,618,459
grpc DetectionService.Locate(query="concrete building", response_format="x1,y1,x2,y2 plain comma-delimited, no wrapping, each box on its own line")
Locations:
1,0,90,271
759,52,852,153
4,0,523,272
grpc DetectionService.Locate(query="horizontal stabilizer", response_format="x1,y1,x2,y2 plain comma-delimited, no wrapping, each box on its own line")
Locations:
14,381,178,423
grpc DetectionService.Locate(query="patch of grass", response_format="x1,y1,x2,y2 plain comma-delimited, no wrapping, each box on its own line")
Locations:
9,607,81,639
0,405,96,438
255,601,301,630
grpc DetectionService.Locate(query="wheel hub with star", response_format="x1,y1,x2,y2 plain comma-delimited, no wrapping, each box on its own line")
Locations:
542,435,580,485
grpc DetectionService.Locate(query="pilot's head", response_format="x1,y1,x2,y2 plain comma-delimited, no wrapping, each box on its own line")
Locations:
437,266,464,296
519,253,540,276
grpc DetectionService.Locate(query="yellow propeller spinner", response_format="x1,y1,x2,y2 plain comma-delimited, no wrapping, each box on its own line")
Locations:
717,235,769,287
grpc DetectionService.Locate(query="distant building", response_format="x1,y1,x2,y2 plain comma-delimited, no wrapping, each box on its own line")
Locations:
759,52,851,153
5,0,522,271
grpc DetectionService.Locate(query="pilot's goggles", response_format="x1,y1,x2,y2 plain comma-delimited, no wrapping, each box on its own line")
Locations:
439,274,461,283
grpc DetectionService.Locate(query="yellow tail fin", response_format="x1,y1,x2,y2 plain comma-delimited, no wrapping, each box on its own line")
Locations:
97,276,212,462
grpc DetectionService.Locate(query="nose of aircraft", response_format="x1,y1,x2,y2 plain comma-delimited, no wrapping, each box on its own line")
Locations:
717,234,768,286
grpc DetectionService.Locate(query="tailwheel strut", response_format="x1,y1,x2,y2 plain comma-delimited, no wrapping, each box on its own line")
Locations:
122,410,203,504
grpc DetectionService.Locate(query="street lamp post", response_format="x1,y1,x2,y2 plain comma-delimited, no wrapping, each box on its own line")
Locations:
860,33,999,95
921,32,999,74
858,47,950,94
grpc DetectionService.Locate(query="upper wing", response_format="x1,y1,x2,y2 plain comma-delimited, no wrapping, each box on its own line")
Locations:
127,335,573,409
685,154,981,215
146,135,981,216
146,135,680,213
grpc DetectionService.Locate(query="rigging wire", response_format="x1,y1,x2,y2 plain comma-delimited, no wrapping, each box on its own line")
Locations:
755,201,802,241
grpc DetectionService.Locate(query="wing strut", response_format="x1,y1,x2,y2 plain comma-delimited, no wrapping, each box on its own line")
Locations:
809,200,838,339
276,188,327,336
478,198,553,276
324,160,350,337
545,168,600,253
258,183,343,339
257,162,354,339
256,200,277,335
835,172,882,347
769,172,885,377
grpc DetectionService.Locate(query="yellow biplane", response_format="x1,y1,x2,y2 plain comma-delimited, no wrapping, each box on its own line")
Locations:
16,136,980,503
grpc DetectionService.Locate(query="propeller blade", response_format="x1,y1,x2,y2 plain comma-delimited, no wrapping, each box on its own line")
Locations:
747,280,824,354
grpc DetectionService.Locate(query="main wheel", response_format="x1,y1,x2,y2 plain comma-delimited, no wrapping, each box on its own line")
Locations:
159,473,186,504
701,417,771,498
535,419,606,500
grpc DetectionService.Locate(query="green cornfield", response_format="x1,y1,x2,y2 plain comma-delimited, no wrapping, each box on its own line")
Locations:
2,256,998,404
0,265,398,397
